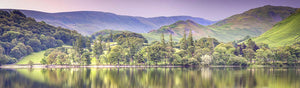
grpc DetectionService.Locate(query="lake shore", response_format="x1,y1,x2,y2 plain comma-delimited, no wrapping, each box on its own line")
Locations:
0,64,185,69
1,64,299,69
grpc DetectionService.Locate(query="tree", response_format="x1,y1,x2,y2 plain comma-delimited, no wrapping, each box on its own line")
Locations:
201,54,212,66
107,40,111,52
0,54,10,65
180,30,187,50
147,44,165,65
187,30,194,46
81,52,91,65
107,45,122,65
169,34,173,47
228,56,248,66
92,36,104,60
75,36,84,60
85,38,91,52
213,43,235,65
243,48,255,63
9,43,30,59
161,33,166,47
28,60,33,67
40,58,47,65
247,39,259,51
26,38,42,52
109,31,113,42
255,48,273,64
186,30,195,57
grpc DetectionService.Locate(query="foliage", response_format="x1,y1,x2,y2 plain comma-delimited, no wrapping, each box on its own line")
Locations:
0,10,81,65
200,55,212,66
228,56,248,66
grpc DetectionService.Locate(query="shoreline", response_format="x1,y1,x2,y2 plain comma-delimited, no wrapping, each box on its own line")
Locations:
1,64,299,69
0,64,184,69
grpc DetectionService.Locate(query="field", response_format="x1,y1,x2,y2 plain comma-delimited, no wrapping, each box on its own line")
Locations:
16,50,45,64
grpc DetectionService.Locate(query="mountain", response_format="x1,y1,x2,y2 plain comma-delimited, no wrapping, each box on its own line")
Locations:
90,29,133,39
254,9,300,47
144,20,215,42
149,20,214,37
209,5,297,42
1,9,215,35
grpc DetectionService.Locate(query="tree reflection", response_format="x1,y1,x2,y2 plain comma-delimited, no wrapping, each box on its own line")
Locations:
0,67,299,88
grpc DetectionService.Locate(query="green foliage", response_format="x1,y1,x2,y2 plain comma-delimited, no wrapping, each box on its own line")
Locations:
200,55,212,66
187,30,194,46
45,51,68,65
228,56,248,66
146,44,166,65
28,60,33,66
107,45,122,65
255,48,273,64
0,10,81,64
212,43,235,65
81,52,91,65
169,34,173,47
161,33,166,47
179,30,187,50
92,36,104,60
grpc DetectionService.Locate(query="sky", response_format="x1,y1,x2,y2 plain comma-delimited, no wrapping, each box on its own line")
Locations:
0,0,300,21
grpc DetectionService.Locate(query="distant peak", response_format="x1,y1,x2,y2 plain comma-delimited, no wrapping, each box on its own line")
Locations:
186,20,197,24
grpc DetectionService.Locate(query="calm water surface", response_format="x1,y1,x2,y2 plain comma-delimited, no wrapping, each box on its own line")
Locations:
0,67,299,88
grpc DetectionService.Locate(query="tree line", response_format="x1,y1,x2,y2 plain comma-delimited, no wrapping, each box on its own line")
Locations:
41,30,300,66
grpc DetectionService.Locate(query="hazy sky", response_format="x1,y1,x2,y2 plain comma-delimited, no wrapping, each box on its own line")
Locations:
1,0,300,21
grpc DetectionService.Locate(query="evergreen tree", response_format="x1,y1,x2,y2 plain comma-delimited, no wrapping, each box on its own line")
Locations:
107,40,111,52
85,38,91,52
161,33,166,47
75,36,84,62
169,34,173,47
247,39,259,51
92,36,104,60
109,31,113,42
180,30,187,50
187,30,194,46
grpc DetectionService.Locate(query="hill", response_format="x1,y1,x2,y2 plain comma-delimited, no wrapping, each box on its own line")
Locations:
209,5,297,42
91,29,133,39
0,10,81,64
146,20,215,42
254,9,300,47
1,9,215,35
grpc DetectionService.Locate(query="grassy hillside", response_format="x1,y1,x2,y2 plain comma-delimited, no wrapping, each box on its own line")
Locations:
16,51,45,64
210,5,297,42
254,9,300,47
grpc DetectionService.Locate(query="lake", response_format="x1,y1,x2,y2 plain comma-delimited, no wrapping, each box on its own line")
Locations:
0,67,299,88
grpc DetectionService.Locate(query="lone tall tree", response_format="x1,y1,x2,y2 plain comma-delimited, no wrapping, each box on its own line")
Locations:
180,30,187,50
109,31,113,42
93,35,104,60
75,36,84,56
187,30,194,47
85,38,91,52
169,33,173,47
161,33,166,47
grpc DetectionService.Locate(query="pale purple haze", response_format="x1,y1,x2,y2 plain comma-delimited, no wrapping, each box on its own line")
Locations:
0,0,300,21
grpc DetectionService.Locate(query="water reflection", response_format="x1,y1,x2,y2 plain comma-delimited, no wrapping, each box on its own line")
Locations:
0,67,299,88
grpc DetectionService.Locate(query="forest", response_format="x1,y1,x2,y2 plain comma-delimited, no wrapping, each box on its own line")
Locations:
0,10,81,65
1,10,300,66
40,29,300,66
